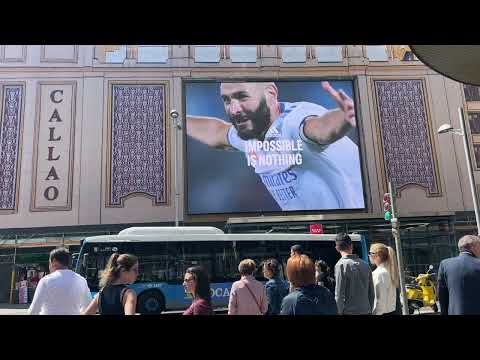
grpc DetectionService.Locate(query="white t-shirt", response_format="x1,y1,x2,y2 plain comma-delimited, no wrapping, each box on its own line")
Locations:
372,265,397,315
227,101,364,210
28,269,92,315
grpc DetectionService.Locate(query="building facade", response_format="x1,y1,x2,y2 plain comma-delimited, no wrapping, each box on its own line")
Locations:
0,45,478,301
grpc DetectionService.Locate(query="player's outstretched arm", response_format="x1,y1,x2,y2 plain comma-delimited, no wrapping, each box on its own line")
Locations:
303,81,356,145
186,115,231,148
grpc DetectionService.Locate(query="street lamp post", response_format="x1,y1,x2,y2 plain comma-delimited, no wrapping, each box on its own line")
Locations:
438,107,480,234
170,109,181,227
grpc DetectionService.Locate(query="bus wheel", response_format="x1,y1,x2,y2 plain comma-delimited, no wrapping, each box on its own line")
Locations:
137,291,165,315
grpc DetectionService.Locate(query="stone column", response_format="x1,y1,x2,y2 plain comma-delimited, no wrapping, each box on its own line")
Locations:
170,45,190,67
260,45,278,67
346,45,367,66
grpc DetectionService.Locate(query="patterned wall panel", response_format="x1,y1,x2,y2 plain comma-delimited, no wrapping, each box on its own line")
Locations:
0,84,24,212
464,84,480,102
473,144,480,169
107,83,168,207
468,112,480,135
374,79,440,197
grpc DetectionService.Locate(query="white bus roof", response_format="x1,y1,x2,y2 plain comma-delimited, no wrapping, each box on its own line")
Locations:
83,233,362,244
118,226,225,236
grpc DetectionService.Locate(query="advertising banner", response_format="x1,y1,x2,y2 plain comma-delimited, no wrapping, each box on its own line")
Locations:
185,80,365,215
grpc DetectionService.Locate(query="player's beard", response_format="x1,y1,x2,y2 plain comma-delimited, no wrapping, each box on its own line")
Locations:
231,97,271,141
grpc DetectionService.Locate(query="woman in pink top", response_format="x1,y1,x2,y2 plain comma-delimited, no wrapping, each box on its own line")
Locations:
228,259,268,315
183,266,214,315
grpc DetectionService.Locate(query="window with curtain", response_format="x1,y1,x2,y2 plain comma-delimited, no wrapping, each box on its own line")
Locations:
280,46,306,63
366,45,389,61
194,46,221,63
230,45,257,63
314,45,343,62
137,45,169,63
105,45,127,63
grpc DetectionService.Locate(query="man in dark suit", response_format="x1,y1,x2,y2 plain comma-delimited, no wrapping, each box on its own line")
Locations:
437,235,480,315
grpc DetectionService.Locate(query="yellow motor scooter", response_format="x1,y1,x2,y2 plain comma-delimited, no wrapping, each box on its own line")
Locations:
405,265,438,314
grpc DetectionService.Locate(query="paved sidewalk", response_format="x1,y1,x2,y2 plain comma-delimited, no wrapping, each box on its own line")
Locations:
0,303,438,316
0,304,30,315
0,303,29,315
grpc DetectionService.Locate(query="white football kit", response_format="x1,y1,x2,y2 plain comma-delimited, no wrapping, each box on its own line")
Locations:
227,101,364,210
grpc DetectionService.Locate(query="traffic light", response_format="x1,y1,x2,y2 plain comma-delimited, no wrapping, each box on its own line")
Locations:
383,193,392,221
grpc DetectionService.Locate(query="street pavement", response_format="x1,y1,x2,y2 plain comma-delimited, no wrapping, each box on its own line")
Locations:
0,303,439,315
0,304,29,315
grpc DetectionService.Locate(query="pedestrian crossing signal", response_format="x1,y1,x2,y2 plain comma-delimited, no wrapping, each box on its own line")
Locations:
383,193,392,221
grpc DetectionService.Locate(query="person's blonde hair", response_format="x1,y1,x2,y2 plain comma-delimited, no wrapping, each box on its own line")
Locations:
99,253,138,288
370,243,399,288
238,259,256,276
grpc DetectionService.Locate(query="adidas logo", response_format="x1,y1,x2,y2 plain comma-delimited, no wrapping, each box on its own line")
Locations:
268,127,281,138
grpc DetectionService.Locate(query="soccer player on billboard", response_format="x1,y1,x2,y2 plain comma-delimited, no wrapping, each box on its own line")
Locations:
186,81,363,210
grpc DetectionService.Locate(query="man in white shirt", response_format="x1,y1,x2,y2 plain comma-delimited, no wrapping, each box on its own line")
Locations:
186,81,364,211
28,248,92,315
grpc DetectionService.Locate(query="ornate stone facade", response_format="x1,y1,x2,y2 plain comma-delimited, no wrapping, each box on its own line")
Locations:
108,84,167,207
374,79,440,197
468,112,480,134
464,84,480,102
0,85,23,211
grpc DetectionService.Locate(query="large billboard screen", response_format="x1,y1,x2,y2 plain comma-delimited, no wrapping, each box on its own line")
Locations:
185,79,365,215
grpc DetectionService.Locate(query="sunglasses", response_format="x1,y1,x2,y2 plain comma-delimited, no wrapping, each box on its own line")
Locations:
368,252,377,256
183,278,195,283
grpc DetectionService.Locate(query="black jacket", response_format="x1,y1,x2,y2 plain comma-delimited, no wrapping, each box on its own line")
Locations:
280,284,337,315
437,251,480,315
318,275,336,294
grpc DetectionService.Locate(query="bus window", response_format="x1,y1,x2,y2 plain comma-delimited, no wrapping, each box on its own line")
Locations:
171,241,240,284
269,240,364,281
213,243,237,283
82,247,109,291
234,241,278,282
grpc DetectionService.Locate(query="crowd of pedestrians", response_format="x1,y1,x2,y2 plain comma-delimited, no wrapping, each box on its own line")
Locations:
27,233,480,315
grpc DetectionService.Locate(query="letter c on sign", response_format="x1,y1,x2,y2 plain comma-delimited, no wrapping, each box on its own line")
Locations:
50,90,63,104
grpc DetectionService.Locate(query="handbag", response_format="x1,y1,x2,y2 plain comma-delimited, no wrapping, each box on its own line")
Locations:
243,281,264,315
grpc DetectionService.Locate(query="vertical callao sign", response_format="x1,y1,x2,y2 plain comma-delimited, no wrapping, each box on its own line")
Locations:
31,82,76,211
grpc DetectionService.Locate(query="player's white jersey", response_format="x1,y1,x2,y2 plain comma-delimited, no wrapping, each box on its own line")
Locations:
227,101,364,210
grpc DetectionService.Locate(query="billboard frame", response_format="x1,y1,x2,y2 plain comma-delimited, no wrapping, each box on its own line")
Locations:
182,76,370,219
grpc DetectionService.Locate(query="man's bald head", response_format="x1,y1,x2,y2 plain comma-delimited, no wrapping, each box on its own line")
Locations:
220,82,278,102
219,82,280,140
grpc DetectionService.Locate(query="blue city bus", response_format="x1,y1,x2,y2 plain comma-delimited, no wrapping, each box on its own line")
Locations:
75,227,368,314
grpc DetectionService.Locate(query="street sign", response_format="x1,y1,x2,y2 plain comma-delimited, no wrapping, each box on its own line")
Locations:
309,224,324,234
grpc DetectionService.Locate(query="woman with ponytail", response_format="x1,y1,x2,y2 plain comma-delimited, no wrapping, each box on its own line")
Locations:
83,253,139,315
368,243,399,315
